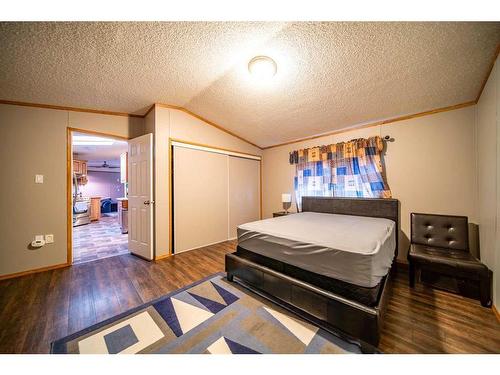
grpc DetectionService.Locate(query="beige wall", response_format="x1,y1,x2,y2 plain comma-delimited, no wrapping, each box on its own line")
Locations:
476,57,499,308
150,106,262,257
1,96,492,297
0,102,247,275
262,106,478,261
0,104,143,277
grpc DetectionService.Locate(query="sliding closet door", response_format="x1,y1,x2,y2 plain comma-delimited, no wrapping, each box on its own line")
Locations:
228,156,261,239
173,146,229,253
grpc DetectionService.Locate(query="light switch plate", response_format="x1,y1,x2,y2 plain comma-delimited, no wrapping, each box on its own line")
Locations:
35,174,44,184
45,234,54,244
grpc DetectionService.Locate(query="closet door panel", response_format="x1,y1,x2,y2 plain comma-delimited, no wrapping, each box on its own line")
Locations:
173,146,229,253
228,156,260,239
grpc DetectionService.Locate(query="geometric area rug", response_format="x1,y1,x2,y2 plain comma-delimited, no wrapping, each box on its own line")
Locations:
51,273,364,354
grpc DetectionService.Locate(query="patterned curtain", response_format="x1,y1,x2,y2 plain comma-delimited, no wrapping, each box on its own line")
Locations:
289,136,391,211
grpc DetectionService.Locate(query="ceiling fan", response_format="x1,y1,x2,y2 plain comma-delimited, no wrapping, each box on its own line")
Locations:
89,161,120,169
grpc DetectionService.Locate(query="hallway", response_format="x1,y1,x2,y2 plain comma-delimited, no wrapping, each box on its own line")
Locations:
73,213,128,264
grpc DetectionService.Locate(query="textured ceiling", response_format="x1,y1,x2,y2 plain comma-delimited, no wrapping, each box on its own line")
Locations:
1,22,499,147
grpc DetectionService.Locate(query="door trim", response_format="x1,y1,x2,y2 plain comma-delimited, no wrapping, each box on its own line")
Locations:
66,127,130,265
168,138,263,257
170,140,261,161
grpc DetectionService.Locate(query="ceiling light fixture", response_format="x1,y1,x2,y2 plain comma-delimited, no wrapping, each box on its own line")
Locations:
73,135,115,146
73,141,114,146
248,56,277,80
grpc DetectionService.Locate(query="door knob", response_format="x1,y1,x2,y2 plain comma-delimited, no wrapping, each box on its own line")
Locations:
144,200,152,205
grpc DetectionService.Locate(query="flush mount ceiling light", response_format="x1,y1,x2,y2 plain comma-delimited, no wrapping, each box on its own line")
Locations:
248,56,277,80
73,135,114,146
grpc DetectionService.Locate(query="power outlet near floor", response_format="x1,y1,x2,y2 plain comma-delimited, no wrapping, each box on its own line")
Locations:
45,234,54,244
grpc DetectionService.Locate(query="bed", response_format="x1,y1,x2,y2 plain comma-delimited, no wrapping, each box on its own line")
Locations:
225,196,400,348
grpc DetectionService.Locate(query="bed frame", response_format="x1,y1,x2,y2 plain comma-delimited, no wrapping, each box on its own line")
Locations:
225,196,400,348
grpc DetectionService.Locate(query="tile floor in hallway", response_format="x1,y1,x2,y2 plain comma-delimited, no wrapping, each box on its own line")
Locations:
73,213,128,264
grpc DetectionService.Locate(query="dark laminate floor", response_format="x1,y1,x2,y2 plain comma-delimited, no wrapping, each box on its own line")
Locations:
0,240,498,354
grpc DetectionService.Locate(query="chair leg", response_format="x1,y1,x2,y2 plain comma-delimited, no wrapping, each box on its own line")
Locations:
479,272,492,308
409,262,415,288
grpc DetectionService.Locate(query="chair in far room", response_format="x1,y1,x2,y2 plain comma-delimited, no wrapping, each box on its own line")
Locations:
101,198,113,214
407,213,492,307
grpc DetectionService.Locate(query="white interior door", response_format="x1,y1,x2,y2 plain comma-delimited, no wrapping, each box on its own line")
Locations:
128,133,154,260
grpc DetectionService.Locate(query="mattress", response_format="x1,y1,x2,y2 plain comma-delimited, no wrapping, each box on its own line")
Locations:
237,212,396,288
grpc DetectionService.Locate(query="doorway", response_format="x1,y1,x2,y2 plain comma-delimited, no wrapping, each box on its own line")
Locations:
69,130,130,264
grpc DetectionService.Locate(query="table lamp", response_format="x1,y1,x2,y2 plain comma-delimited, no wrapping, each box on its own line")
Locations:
282,193,292,214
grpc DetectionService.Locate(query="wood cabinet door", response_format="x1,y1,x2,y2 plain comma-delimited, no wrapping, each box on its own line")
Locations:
90,198,100,221
81,161,87,175
73,160,87,176
73,160,81,174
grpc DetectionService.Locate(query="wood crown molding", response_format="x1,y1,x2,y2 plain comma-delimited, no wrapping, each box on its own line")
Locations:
0,97,480,152
0,99,144,118
0,99,261,149
2,41,497,151
143,103,156,118
475,43,500,103
154,103,261,149
262,101,476,150
0,262,69,281
264,43,498,150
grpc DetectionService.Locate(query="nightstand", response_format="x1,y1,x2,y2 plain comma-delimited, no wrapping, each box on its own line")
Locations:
273,211,292,218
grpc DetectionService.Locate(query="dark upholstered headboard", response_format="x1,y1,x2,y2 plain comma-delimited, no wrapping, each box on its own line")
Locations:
302,197,399,223
302,197,400,256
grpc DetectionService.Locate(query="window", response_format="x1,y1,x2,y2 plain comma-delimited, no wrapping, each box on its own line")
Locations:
290,136,391,211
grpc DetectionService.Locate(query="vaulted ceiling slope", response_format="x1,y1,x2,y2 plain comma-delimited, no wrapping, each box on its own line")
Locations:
1,22,499,148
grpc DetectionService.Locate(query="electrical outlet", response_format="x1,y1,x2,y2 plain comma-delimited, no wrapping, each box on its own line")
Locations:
35,174,44,184
45,234,54,244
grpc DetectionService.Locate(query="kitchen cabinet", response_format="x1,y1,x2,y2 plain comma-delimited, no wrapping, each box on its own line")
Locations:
73,159,88,185
90,197,101,221
117,198,128,234
73,159,88,175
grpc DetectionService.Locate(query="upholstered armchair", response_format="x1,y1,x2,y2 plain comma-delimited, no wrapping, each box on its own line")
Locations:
407,213,492,307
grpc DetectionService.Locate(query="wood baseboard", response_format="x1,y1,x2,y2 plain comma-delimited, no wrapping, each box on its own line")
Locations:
493,305,500,322
0,262,70,281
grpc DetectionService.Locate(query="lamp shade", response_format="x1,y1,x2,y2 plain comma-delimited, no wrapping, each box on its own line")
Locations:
281,193,292,203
